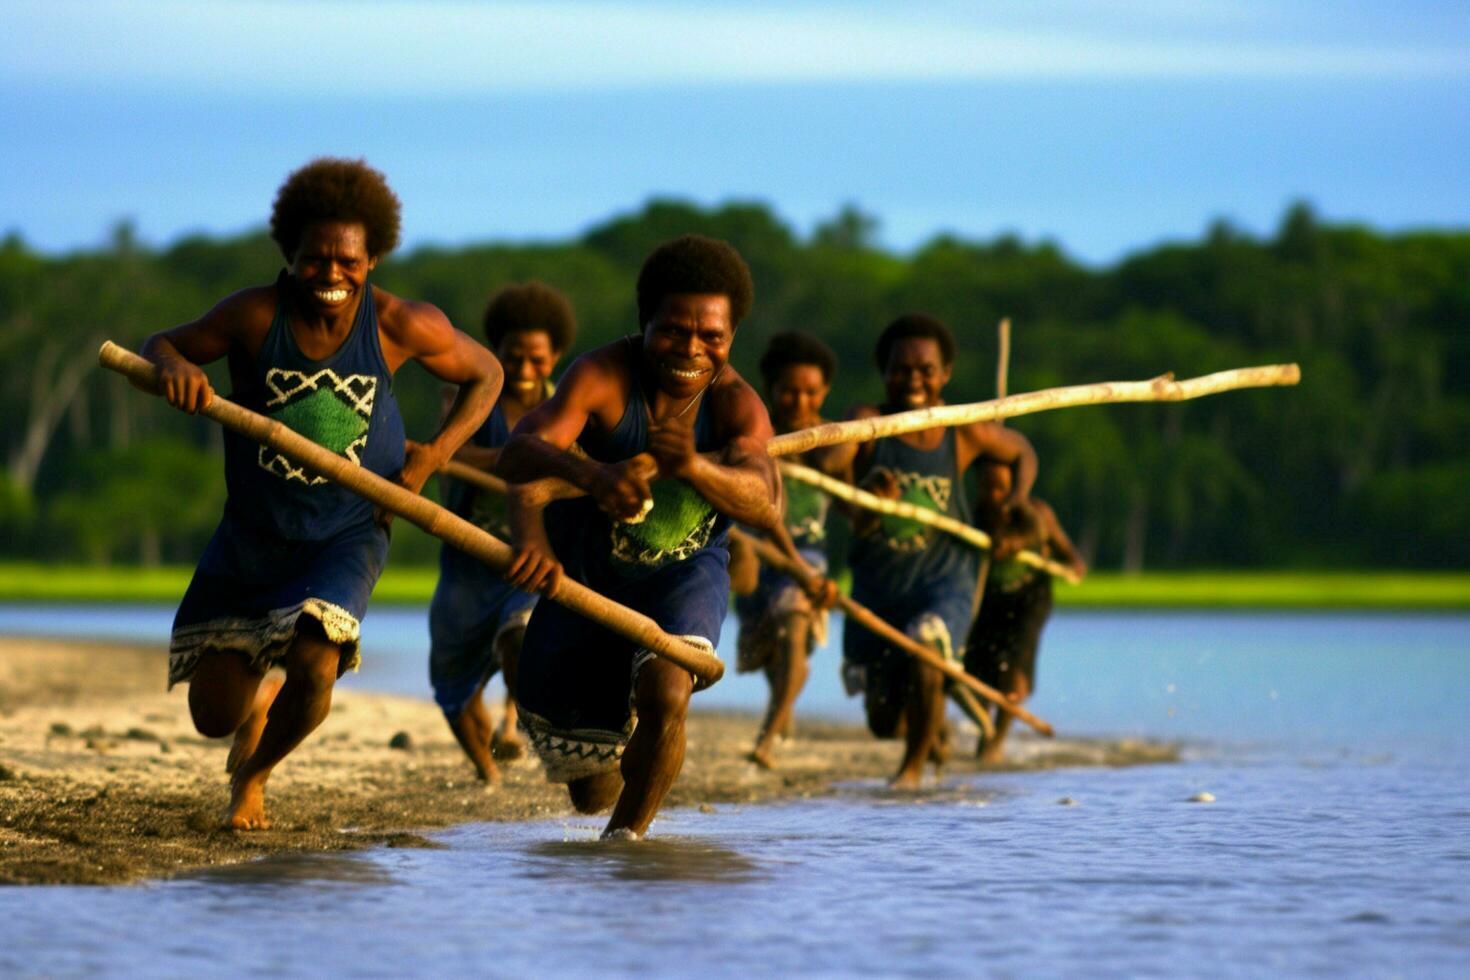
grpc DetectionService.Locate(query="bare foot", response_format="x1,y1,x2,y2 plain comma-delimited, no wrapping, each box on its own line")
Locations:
746,744,776,770
888,768,924,791
491,721,525,762
224,774,271,831
978,739,1006,765
601,827,641,842
225,671,284,774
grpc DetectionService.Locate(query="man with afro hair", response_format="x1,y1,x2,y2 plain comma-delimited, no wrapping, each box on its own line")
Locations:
498,234,783,839
841,313,1037,789
428,281,576,784
141,157,501,830
730,330,845,769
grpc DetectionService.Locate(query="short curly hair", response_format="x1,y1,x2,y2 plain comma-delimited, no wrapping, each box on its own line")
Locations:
759,331,838,388
636,235,754,328
269,158,401,261
874,313,956,372
483,281,578,352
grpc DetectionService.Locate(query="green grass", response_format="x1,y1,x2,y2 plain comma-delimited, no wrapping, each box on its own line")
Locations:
0,563,1466,609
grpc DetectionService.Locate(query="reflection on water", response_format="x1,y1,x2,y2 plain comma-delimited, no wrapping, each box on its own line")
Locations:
524,836,764,884
1,612,1467,975
184,851,395,888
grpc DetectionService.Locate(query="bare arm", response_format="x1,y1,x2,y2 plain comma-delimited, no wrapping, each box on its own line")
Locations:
649,378,780,531
959,421,1037,507
1033,499,1087,578
379,296,502,495
139,287,272,413
497,352,655,521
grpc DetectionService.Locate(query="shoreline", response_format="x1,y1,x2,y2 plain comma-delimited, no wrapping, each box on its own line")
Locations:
0,636,1176,886
0,566,1467,610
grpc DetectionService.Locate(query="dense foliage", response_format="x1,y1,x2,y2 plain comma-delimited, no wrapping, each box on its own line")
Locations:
3,200,1465,570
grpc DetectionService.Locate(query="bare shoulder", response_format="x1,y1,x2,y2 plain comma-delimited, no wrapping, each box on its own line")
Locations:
184,283,277,346
374,287,454,347
710,367,771,433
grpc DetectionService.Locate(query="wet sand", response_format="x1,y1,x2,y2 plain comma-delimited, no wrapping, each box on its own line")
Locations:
0,637,1177,885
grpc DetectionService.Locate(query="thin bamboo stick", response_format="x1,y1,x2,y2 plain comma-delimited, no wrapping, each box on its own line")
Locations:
766,363,1301,457
777,460,1082,584
729,529,1055,737
98,341,725,686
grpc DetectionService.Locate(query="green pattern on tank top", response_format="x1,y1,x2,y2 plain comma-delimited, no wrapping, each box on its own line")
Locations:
258,367,377,484
990,557,1037,593
877,471,952,553
783,474,829,543
610,479,718,566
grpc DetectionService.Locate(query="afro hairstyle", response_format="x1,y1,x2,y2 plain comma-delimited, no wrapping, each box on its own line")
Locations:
759,330,838,388
874,313,957,372
270,157,401,261
482,280,578,352
636,234,754,328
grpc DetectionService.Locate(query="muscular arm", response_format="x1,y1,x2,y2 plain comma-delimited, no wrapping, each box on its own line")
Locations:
139,287,273,413
379,295,502,494
654,378,780,531
959,421,1037,507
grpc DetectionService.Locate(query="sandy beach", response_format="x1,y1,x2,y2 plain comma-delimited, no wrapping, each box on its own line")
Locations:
0,636,1176,885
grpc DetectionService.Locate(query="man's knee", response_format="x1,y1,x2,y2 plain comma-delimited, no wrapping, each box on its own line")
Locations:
634,658,694,725
285,619,341,689
569,772,622,814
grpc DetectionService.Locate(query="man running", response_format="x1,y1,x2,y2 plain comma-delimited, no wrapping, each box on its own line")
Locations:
141,158,501,829
498,235,781,839
429,282,576,783
844,314,1036,788
734,331,844,768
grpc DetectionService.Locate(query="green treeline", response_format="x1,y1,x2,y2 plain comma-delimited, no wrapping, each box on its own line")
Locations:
2,201,1466,571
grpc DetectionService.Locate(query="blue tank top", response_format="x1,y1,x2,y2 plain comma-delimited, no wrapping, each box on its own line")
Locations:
849,428,977,601
443,402,512,540
223,273,406,541
547,340,730,586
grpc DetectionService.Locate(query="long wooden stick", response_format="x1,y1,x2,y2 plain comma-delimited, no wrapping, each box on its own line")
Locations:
442,459,508,495
777,460,1082,584
729,529,1054,737
767,363,1301,457
98,342,725,687
995,317,1011,404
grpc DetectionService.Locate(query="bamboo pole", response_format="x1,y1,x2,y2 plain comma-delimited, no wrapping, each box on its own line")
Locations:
729,529,1055,737
777,460,1082,584
995,317,1011,404
442,458,508,496
98,341,725,687
766,363,1301,457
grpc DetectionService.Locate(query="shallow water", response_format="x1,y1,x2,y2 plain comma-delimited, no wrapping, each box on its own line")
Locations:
2,607,1468,976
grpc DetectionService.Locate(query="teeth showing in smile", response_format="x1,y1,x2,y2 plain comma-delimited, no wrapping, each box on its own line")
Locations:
315,288,349,303
668,366,706,380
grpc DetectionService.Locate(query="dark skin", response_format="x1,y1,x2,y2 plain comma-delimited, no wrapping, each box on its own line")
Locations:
141,220,502,830
845,335,1038,789
439,328,563,783
746,361,845,769
974,464,1086,764
498,292,780,838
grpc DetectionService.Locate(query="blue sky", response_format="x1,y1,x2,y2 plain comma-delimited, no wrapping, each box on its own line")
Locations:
3,0,1467,262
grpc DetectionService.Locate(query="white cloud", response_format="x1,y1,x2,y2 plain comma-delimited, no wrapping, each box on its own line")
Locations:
3,0,1467,94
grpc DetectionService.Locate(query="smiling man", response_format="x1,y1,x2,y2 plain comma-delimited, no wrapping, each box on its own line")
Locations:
843,314,1036,789
497,234,781,839
428,281,576,784
139,158,501,830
